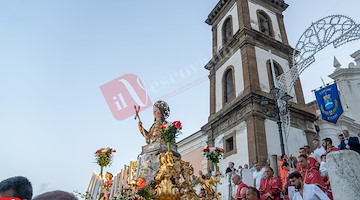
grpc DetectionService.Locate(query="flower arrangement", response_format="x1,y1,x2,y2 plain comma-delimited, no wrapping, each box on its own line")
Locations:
160,121,182,151
116,194,147,200
74,190,91,200
136,178,146,190
94,147,116,175
203,146,224,171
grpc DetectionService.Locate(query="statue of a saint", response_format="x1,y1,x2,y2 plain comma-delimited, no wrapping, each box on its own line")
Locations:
137,100,170,144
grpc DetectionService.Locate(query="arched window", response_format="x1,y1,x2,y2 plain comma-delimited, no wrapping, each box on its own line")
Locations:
257,11,272,36
267,60,283,88
222,17,233,44
223,68,235,103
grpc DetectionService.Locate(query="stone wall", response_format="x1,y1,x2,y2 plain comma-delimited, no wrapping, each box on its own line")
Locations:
327,150,360,200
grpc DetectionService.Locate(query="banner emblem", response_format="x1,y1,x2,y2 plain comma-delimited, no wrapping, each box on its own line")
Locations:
315,83,343,124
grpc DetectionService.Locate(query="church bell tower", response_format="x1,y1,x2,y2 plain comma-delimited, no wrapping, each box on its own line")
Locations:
202,0,317,166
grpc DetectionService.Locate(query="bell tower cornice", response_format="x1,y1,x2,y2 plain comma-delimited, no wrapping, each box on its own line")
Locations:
258,0,288,12
206,0,288,26
205,0,232,25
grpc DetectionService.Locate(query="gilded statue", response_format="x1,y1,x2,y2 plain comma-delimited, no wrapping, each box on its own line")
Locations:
193,172,222,199
136,100,170,144
99,172,113,200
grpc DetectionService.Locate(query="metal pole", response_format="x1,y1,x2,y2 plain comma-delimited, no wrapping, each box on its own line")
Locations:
276,103,285,156
269,50,286,156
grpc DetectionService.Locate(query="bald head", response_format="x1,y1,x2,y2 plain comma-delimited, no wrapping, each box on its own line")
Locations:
32,190,77,200
231,174,242,185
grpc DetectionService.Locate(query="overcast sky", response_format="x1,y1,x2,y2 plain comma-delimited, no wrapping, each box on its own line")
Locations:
1,0,359,196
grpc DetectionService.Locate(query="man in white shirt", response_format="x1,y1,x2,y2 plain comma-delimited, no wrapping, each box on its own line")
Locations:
252,162,265,189
312,139,326,163
288,171,330,200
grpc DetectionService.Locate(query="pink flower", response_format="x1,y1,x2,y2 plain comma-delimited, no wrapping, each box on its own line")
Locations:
172,121,182,130
216,147,224,152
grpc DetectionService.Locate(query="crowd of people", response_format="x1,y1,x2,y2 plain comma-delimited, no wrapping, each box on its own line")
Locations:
229,129,360,200
0,176,77,200
2,130,359,200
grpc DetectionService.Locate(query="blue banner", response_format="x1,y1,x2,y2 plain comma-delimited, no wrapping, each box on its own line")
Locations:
315,83,343,124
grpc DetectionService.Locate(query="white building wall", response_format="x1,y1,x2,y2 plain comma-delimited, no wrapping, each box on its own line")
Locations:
336,74,360,123
215,49,244,112
255,46,298,103
216,2,239,51
265,119,308,156
248,0,282,42
214,121,248,173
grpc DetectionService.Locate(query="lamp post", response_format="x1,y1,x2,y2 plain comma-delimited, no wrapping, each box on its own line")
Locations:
260,88,292,156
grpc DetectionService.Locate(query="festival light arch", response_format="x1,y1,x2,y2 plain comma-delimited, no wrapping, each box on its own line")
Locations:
275,15,360,154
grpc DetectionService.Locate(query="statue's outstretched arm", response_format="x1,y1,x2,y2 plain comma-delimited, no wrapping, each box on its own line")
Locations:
138,121,149,138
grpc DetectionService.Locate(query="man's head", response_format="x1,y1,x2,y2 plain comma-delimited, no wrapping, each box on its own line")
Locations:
246,187,260,200
244,164,249,169
343,130,350,137
303,145,311,155
289,171,303,189
228,162,234,168
254,162,261,171
338,134,345,141
358,131,360,137
297,155,308,169
321,154,326,162
32,190,77,200
298,147,306,156
231,174,242,185
0,176,33,200
264,167,274,178
312,139,321,148
280,154,288,161
281,162,290,171
322,138,333,148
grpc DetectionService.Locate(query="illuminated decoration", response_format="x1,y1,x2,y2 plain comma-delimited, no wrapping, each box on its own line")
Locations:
274,15,360,154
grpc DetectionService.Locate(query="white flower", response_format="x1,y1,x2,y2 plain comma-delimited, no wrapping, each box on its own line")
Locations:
209,147,216,153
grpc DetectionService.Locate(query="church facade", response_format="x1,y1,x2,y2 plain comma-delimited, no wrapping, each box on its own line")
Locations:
178,0,317,172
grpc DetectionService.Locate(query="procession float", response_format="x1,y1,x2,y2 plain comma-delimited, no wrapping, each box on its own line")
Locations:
79,101,224,200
